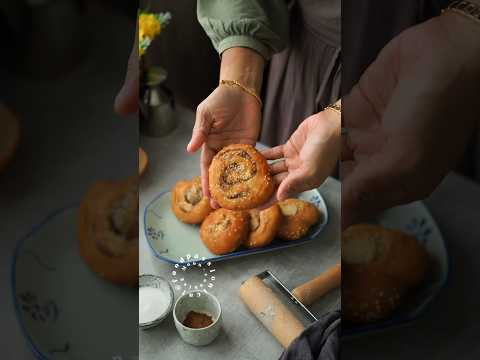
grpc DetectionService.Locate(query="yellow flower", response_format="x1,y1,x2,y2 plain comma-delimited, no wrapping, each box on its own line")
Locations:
139,14,162,42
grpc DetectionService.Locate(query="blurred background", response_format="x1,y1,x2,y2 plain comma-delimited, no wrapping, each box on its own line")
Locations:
0,0,137,357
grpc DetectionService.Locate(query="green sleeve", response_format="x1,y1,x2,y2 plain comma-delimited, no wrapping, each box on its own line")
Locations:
197,0,289,60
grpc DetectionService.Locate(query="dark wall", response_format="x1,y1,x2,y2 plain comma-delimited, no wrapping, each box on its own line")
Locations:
141,0,219,110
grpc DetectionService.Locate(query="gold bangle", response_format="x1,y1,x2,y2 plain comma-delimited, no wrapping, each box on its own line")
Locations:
325,101,341,116
442,0,480,24
219,79,263,107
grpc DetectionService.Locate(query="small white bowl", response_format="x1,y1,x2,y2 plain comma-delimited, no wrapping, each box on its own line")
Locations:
173,291,222,346
139,274,174,330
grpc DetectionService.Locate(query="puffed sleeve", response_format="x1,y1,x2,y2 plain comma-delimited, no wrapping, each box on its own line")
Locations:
197,0,289,60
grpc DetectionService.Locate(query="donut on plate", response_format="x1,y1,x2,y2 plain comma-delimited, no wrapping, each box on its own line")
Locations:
244,203,282,249
277,199,321,241
200,208,249,255
342,224,430,324
171,176,212,224
78,176,139,286
209,144,274,210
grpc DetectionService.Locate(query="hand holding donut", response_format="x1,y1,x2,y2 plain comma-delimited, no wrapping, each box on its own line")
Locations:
262,110,340,201
187,48,265,207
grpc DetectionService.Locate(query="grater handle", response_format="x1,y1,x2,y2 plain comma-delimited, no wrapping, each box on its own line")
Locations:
292,263,341,306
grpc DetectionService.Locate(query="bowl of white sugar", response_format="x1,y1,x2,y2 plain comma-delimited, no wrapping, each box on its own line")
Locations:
139,274,174,329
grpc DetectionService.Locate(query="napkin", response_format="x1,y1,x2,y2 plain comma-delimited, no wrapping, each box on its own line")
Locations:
279,310,340,360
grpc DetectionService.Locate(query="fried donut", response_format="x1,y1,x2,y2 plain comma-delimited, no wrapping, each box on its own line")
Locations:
342,268,405,324
200,208,249,255
244,204,282,248
0,104,21,173
342,224,430,324
209,144,274,210
342,224,429,289
78,176,139,286
277,199,321,241
171,176,212,224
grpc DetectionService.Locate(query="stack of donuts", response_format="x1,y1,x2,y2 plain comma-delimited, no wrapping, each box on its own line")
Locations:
171,144,323,255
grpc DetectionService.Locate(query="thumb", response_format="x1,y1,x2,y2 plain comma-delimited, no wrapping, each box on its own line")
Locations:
115,30,139,116
187,106,212,153
277,171,308,201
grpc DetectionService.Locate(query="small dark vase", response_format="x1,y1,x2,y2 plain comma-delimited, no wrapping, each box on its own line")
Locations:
139,65,176,137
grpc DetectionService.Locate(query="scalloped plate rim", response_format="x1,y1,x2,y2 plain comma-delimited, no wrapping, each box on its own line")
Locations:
11,204,77,360
143,188,329,264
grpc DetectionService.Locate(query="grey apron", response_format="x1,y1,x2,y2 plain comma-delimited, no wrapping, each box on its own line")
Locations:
260,0,448,147
260,0,341,146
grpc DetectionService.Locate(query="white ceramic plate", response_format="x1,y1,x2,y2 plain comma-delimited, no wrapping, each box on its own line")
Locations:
343,201,449,336
144,189,329,264
11,206,138,360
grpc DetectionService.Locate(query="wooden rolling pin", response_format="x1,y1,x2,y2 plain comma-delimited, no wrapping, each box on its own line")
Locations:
239,264,341,348
239,276,305,348
292,263,341,305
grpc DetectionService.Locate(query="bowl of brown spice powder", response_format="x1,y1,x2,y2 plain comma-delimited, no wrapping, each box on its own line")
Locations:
173,291,222,346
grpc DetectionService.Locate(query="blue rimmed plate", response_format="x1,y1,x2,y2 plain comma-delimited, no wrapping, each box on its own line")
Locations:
144,189,328,264
11,206,138,359
343,201,449,337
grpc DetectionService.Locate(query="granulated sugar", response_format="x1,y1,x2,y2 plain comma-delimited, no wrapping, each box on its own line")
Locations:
139,286,171,324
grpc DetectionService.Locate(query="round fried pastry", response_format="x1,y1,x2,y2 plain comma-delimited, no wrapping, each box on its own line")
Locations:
78,176,139,286
209,144,274,210
200,208,249,255
172,176,212,224
244,203,282,248
277,199,321,241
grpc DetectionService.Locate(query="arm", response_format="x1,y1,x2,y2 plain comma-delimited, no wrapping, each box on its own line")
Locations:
189,0,289,203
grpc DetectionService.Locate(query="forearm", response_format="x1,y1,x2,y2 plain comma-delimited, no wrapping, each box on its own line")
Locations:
219,47,265,94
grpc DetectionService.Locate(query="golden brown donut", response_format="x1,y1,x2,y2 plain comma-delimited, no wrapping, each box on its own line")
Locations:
342,268,405,324
244,204,282,248
78,176,139,286
200,208,249,255
208,144,274,210
342,224,429,288
0,104,21,173
342,223,430,324
171,176,213,224
277,199,321,241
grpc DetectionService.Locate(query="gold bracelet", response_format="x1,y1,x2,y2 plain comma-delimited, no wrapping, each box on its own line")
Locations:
219,79,263,107
443,0,480,24
325,100,341,116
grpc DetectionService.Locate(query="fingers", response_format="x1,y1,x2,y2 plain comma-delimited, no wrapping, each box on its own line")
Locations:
256,193,278,210
269,160,287,175
273,172,288,186
115,26,139,116
200,145,214,199
261,145,284,160
187,105,212,153
210,198,221,209
276,171,308,201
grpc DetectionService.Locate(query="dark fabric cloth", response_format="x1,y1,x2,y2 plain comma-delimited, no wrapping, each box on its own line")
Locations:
261,0,451,147
279,311,340,360
260,0,341,147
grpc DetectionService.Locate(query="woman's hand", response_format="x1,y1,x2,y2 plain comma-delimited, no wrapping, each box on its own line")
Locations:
262,110,340,201
341,11,480,229
187,47,265,205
